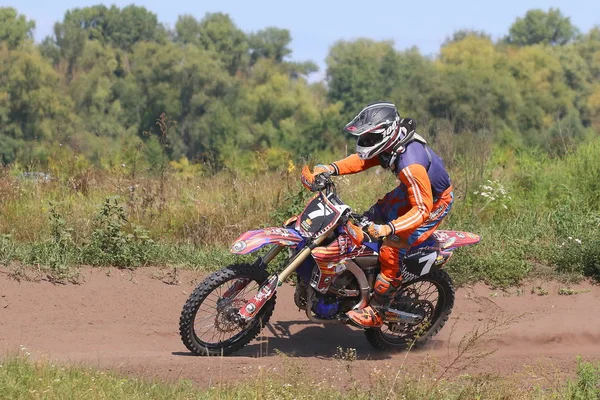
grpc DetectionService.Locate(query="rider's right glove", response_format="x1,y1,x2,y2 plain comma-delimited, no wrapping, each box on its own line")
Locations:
367,222,394,239
301,164,335,192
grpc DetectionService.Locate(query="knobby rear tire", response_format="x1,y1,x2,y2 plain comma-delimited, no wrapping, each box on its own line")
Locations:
179,263,276,356
365,268,455,351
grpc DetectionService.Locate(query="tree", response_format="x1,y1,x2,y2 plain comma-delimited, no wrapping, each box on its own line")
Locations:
53,5,164,52
443,29,490,47
550,45,591,124
53,17,87,79
284,60,319,79
506,45,576,144
177,44,231,162
197,13,247,75
0,46,74,145
60,5,109,42
576,27,600,80
174,14,201,44
220,58,332,169
39,36,61,65
50,5,165,79
326,39,397,116
588,83,600,129
434,36,521,133
67,40,127,140
0,7,35,49
119,41,183,140
506,8,579,46
0,134,20,164
248,27,292,64
3,5,596,168
386,47,442,121
104,5,165,49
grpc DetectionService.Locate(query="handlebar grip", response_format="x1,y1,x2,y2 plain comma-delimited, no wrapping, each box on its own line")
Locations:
313,172,331,190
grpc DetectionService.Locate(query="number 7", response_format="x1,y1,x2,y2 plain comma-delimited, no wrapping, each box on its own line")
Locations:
418,252,437,276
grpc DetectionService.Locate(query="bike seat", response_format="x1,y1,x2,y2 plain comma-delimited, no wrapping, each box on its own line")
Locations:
354,256,379,269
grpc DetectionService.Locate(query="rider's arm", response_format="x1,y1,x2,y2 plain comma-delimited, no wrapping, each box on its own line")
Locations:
388,164,433,236
330,154,380,175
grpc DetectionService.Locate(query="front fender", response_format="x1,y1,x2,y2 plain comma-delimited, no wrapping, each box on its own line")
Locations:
230,227,304,255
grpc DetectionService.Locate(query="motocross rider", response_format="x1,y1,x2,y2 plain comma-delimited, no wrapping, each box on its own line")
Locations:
301,102,453,328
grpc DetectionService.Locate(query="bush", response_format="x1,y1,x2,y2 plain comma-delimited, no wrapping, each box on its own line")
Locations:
82,196,155,268
270,184,312,225
565,358,600,399
550,234,600,280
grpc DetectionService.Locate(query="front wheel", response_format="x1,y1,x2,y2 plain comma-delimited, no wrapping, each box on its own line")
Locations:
179,263,276,356
365,269,455,351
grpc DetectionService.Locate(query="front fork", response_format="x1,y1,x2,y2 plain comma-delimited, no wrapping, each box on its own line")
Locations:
231,233,331,322
237,246,313,320
221,244,285,301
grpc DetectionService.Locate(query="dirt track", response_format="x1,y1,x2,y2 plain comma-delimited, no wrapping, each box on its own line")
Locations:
1,266,599,386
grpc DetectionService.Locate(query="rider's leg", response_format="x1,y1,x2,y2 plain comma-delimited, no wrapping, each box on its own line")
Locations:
347,192,454,328
346,241,406,328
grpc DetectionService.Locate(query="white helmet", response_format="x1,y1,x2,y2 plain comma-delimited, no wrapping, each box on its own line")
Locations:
343,102,412,160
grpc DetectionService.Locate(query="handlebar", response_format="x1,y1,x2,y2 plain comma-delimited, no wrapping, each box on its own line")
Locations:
313,173,371,228
313,172,336,196
305,169,376,241
347,212,370,228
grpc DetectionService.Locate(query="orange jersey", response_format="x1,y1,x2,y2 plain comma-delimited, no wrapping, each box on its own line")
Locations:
331,143,451,237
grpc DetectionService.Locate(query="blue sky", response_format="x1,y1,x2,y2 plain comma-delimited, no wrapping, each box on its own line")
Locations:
8,0,600,78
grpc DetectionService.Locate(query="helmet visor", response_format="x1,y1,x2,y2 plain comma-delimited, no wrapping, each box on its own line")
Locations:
358,131,384,147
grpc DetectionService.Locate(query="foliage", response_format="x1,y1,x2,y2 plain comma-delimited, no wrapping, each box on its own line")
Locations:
52,4,165,51
1,5,600,285
2,354,600,399
506,8,579,46
0,6,599,165
270,182,313,224
565,357,600,399
0,137,600,286
48,201,74,247
248,27,293,64
443,29,491,46
0,43,74,147
83,196,155,268
326,39,398,116
195,12,248,75
0,7,35,49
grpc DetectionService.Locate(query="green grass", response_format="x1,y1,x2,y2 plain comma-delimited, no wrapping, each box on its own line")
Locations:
0,241,244,283
2,137,600,286
1,355,600,399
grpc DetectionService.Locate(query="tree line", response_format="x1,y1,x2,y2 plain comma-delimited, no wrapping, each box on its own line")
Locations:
1,6,599,171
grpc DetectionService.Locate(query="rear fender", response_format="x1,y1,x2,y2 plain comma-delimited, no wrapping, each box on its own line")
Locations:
403,249,453,279
230,227,304,255
431,230,481,250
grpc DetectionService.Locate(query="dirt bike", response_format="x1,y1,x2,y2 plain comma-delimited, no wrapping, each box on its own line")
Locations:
179,172,480,356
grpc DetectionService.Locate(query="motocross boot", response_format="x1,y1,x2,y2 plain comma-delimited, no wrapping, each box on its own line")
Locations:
347,274,400,328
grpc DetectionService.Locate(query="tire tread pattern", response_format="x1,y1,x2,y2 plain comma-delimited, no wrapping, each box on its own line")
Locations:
365,268,455,351
179,263,276,356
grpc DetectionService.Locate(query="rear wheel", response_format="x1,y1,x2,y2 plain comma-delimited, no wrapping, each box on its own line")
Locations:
365,269,454,351
179,263,276,356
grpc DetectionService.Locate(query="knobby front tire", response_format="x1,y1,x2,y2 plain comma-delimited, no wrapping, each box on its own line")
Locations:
179,263,276,356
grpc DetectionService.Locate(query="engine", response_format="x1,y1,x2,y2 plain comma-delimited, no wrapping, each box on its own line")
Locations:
310,271,362,320
313,296,340,319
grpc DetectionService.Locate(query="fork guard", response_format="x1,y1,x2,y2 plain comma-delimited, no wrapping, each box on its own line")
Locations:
237,275,279,320
230,228,304,255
